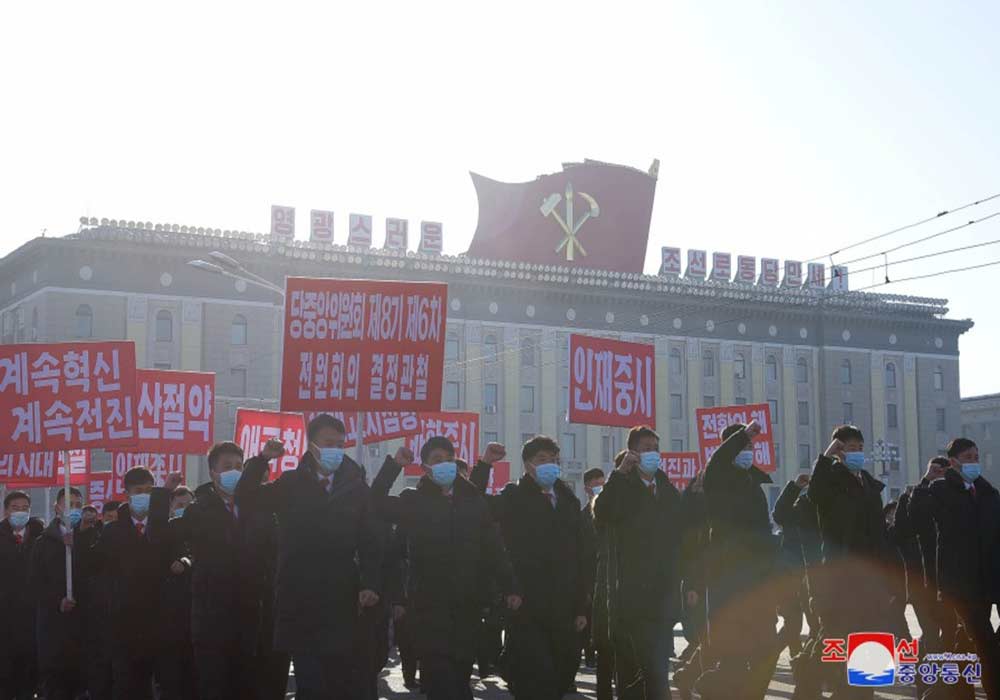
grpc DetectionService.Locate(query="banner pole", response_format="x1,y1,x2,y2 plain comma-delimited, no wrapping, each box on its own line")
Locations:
63,450,73,601
355,412,366,476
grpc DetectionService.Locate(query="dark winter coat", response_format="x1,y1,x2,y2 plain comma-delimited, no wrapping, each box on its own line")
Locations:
909,469,1000,604
371,457,514,661
0,516,45,659
236,452,383,655
902,478,940,594
885,492,924,603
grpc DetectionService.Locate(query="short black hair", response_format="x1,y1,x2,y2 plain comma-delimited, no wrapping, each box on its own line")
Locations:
584,468,605,485
721,424,744,442
207,441,245,472
56,487,83,503
947,438,977,459
123,467,154,490
832,425,865,444
627,426,659,451
307,413,346,443
82,506,98,515
522,435,560,463
456,459,469,476
613,449,629,469
883,502,897,519
420,436,455,464
171,486,194,501
102,501,121,514
930,456,950,469
3,491,30,509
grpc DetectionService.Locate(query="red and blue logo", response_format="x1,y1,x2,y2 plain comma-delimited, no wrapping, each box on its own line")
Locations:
846,633,896,687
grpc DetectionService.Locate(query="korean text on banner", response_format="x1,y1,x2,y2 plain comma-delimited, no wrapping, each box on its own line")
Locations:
109,452,186,496
136,369,215,454
87,472,114,512
568,334,655,428
0,341,138,452
659,452,700,492
282,278,448,412
1,449,90,488
695,403,775,473
486,461,511,495
234,408,306,480
404,411,479,477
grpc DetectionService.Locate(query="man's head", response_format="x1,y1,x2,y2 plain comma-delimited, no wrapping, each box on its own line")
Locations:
627,426,659,454
522,435,560,484
170,486,194,516
947,438,979,466
722,424,744,442
420,436,457,489
584,467,605,499
208,441,245,497
81,505,99,530
3,491,30,526
102,501,121,524
55,487,84,517
832,425,865,453
308,413,347,448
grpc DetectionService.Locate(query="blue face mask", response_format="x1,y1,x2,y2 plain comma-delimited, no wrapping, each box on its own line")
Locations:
534,463,561,489
430,462,457,489
734,451,754,469
9,511,30,529
218,469,242,495
65,508,82,528
590,485,603,497
843,452,865,471
129,493,151,517
171,507,186,520
961,463,981,482
318,447,345,474
639,451,661,475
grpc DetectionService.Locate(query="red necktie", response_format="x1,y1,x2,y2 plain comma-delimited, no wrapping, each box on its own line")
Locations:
14,533,23,545
135,522,145,537
970,485,977,499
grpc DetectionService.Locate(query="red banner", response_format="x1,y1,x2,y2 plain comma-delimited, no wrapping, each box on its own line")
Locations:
0,449,90,488
0,341,138,452
109,452,186,496
695,403,775,473
403,411,479,477
136,369,215,454
659,452,700,492
87,472,114,511
234,408,307,479
568,334,655,428
320,411,421,448
281,278,448,412
485,460,512,495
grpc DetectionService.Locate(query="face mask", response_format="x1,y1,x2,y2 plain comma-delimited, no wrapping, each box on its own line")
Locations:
317,447,345,474
218,469,242,495
843,451,865,471
590,485,603,498
65,508,83,528
734,451,754,469
534,463,561,489
9,511,30,529
171,508,186,520
430,462,457,489
130,493,151,517
960,463,982,483
639,452,661,475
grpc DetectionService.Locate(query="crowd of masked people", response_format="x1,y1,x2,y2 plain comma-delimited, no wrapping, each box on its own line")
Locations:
2,411,999,700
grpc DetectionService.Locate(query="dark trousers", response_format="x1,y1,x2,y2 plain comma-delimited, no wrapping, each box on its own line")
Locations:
708,593,781,700
613,621,671,700
0,647,37,700
421,654,473,700
595,640,616,700
156,641,197,700
952,600,1000,700
196,646,260,700
112,653,155,700
292,652,356,700
508,612,578,700
41,669,82,700
477,613,504,677
260,651,291,700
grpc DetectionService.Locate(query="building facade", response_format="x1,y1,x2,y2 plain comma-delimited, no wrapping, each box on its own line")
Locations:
0,221,973,505
961,394,1000,483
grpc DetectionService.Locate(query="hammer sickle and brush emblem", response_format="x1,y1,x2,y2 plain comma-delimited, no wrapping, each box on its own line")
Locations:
540,183,600,261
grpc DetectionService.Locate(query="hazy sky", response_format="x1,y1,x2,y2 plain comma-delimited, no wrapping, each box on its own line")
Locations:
2,1,998,396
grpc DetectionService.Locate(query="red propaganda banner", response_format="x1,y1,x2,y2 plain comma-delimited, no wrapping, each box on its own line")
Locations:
0,449,90,488
0,341,138,452
403,411,479,477
695,403,775,473
87,472,114,511
486,460,512,495
281,278,448,413
234,408,307,479
323,411,421,448
659,452,700,492
109,452,186,496
136,369,215,454
568,334,655,428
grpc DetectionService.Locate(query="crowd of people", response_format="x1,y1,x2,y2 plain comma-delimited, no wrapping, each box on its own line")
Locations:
0,411,997,700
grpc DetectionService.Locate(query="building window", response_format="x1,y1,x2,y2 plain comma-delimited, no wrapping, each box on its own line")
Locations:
843,402,853,423
735,397,747,406
484,334,499,361
153,362,172,370
520,385,535,413
231,314,247,345
671,439,684,452
484,431,498,447
703,350,714,377
602,435,615,463
484,383,498,412
155,309,173,342
768,399,778,422
231,368,247,396
445,334,459,362
934,367,944,391
670,393,683,419
562,433,577,459
840,359,852,385
766,355,778,381
797,401,809,426
796,357,808,383
887,403,898,429
703,395,716,408
521,433,535,447
521,336,536,367
799,444,812,470
669,348,682,375
936,408,946,432
885,362,897,389
734,353,746,380
445,381,460,409
74,304,93,339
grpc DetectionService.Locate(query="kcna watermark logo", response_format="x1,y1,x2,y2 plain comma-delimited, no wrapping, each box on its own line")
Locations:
822,633,981,687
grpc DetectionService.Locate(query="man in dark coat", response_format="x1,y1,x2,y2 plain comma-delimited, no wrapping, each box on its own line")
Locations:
593,426,681,700
372,436,519,700
772,473,811,659
471,435,591,700
902,457,947,655
673,467,710,700
579,467,605,671
236,413,383,700
155,486,196,700
909,438,1000,699
0,491,44,700
808,425,893,699
695,421,780,700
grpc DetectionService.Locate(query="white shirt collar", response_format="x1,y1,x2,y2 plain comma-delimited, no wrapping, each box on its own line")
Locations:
132,514,148,526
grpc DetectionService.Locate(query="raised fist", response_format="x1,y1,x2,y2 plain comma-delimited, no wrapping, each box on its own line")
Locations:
795,474,810,489
745,420,763,440
262,439,285,460
394,446,415,466
483,443,507,465
164,472,184,492
618,451,640,474
824,439,846,462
